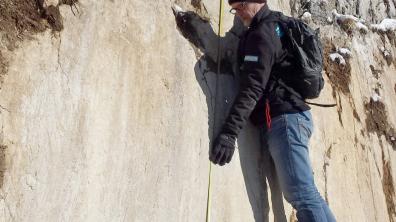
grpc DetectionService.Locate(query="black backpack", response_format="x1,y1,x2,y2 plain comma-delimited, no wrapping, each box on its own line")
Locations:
265,12,334,107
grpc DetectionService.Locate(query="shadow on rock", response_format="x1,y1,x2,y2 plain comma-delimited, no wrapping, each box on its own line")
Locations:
173,6,287,222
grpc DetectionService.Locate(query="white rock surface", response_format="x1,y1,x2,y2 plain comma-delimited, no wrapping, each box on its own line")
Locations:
0,0,396,222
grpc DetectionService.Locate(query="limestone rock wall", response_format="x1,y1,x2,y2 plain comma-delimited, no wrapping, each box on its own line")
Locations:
0,0,395,221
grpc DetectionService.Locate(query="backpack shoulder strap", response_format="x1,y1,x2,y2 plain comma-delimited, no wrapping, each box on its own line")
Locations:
261,11,291,24
259,12,294,41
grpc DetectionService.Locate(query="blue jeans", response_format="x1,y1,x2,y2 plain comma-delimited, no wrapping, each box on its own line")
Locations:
260,111,336,222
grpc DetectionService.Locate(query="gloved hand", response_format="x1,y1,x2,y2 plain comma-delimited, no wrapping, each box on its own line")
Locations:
209,134,236,166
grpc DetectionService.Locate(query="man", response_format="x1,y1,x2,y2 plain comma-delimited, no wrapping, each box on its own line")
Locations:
208,1,337,221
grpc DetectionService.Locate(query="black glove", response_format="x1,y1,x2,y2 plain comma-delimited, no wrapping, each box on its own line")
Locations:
209,134,236,166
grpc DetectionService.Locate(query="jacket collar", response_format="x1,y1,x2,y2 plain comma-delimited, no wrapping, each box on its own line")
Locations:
248,4,271,29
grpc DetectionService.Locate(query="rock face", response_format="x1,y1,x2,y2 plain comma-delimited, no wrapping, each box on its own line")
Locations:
0,0,396,221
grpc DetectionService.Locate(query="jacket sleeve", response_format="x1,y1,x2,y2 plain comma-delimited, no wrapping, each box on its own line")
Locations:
221,27,277,138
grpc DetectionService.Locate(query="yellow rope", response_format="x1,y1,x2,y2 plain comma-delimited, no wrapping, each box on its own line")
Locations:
218,0,225,37
206,0,224,222
205,162,213,222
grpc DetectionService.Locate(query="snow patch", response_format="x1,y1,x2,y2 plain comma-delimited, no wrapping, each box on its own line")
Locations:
330,53,346,65
329,47,351,65
371,93,382,102
337,47,352,57
356,22,369,33
332,10,364,23
332,10,367,33
371,19,396,32
380,47,391,57
302,12,312,22
172,4,185,13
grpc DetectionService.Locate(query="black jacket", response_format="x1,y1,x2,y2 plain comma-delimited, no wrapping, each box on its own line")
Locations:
222,5,310,138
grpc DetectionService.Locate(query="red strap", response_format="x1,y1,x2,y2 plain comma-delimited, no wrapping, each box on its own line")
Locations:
265,99,271,129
